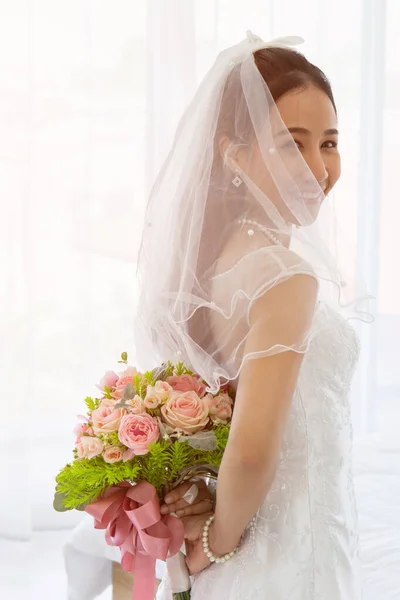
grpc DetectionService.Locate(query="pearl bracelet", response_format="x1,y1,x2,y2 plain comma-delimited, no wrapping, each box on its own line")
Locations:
202,515,238,564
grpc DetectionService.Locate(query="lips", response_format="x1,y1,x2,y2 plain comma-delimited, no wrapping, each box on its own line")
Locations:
299,189,325,205
302,191,323,200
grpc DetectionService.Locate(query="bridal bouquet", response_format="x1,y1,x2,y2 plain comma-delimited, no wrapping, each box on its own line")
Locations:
54,352,233,600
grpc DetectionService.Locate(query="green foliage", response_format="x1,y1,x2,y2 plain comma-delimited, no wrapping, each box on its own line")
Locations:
105,431,122,447
168,440,192,482
174,362,185,376
163,361,174,379
55,423,231,512
143,370,156,386
172,592,190,600
118,351,128,364
174,362,195,377
134,373,144,398
103,387,113,400
140,441,171,492
214,424,230,450
55,458,141,510
55,354,235,513
84,396,98,411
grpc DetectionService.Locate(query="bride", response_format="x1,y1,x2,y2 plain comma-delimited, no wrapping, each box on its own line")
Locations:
134,32,372,600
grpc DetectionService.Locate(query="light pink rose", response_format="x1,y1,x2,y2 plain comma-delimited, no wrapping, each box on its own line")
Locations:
91,400,126,435
203,392,233,424
118,413,160,456
144,381,173,409
161,391,209,434
74,422,93,443
111,366,139,400
76,435,103,459
96,370,119,393
166,374,206,398
103,445,123,464
127,394,146,414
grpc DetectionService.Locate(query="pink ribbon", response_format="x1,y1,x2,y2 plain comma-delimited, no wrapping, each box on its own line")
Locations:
85,481,184,600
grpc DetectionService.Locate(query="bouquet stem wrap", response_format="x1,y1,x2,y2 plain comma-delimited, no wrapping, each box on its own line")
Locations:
85,481,184,600
166,547,191,599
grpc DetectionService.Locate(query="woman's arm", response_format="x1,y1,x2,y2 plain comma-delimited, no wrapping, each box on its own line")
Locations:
208,273,318,556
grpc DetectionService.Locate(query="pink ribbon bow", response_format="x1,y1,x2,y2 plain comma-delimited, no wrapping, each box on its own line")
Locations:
85,481,184,600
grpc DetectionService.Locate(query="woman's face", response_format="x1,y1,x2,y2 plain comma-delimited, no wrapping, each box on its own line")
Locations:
236,85,341,225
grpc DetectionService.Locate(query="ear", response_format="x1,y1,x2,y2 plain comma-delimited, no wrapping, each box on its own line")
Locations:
218,136,248,171
218,135,234,167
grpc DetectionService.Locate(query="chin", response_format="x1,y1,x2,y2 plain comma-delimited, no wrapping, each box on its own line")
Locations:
285,204,321,227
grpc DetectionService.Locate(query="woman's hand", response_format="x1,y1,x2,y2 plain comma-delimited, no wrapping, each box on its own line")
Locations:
180,512,214,575
160,479,214,517
185,536,211,575
182,513,241,575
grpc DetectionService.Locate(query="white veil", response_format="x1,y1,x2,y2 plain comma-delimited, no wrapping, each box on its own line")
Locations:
134,32,372,393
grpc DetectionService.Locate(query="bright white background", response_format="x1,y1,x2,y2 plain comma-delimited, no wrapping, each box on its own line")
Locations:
0,0,399,598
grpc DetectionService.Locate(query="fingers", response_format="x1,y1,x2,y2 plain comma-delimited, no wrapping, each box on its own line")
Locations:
161,496,212,516
163,481,193,506
175,499,213,518
161,480,212,515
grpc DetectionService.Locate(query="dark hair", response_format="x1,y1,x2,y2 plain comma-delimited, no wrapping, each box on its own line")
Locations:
254,47,336,112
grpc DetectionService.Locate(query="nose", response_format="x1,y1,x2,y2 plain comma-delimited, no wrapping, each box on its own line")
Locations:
306,150,328,185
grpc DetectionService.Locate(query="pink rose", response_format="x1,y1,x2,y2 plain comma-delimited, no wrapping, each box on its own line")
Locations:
96,370,119,392
161,391,209,434
203,392,233,424
103,445,123,464
118,413,160,456
111,366,139,400
144,381,173,409
76,435,103,459
91,400,126,435
166,374,206,398
74,422,93,443
127,394,146,414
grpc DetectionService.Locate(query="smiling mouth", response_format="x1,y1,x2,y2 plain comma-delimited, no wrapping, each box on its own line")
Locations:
301,190,325,201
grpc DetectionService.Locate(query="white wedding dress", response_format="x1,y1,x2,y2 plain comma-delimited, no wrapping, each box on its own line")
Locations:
156,301,364,599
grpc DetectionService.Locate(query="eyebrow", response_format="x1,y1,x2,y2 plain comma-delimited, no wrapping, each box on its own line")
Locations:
281,126,339,136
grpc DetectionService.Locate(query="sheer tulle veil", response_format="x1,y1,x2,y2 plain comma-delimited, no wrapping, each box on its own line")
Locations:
134,31,372,393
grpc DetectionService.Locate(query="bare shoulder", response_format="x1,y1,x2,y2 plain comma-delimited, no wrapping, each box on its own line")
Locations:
249,269,319,328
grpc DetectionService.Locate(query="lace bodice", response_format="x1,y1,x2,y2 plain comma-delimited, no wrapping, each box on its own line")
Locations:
157,302,363,599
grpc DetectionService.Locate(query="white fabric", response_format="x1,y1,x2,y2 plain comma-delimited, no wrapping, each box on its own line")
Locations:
157,302,363,599
0,0,395,545
353,437,400,600
62,432,400,600
0,5,398,600
134,32,372,394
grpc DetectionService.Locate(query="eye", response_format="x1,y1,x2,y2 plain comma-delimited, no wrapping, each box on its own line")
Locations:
279,139,303,151
322,140,338,149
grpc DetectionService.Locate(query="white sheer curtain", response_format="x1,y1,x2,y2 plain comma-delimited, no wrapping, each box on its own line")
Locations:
1,0,399,546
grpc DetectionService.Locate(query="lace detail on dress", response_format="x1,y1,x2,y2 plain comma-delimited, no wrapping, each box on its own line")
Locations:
157,303,363,600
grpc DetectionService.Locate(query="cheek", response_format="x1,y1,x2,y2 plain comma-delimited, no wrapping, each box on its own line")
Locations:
247,154,280,196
